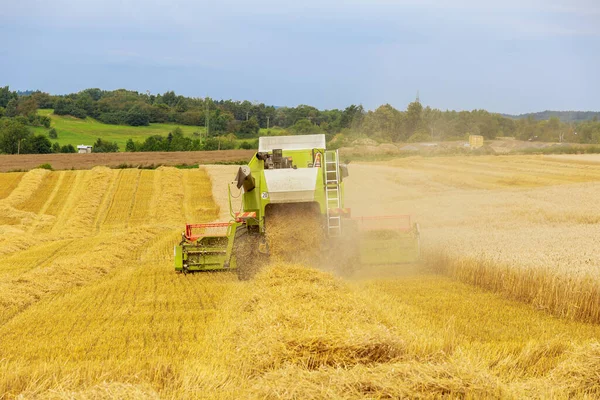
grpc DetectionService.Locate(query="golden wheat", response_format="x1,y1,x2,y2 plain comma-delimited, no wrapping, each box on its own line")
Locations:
1,158,600,399
349,155,600,323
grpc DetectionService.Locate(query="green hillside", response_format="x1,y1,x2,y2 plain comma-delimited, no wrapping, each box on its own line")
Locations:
32,109,207,151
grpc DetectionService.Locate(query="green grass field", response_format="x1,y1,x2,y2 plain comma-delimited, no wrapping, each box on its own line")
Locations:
31,110,283,152
32,110,207,151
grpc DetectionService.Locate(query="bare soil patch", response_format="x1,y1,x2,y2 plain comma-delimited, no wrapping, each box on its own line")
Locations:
0,150,254,172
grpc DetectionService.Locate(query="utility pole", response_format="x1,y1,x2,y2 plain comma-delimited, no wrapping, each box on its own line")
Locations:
17,138,21,155
246,111,249,121
205,97,210,137
267,116,270,130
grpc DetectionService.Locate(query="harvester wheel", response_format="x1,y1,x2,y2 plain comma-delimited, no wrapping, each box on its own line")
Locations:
234,225,266,280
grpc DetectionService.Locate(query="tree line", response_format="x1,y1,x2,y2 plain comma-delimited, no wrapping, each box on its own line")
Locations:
123,128,248,152
507,111,600,123
1,85,600,155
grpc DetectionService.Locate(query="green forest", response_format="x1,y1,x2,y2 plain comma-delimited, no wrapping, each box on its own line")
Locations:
1,86,599,154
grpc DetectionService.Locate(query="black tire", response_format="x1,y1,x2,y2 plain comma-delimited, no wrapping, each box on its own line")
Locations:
234,225,266,281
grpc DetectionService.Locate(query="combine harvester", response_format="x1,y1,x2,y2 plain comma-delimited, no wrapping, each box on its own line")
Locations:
174,134,420,279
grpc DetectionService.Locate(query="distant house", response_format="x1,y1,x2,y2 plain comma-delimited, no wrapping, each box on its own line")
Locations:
77,145,93,154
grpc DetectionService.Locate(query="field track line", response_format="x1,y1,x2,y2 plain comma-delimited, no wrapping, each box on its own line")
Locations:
125,169,142,229
0,172,24,200
26,171,65,234
147,169,162,226
129,170,155,227
49,171,84,236
99,169,141,231
182,170,192,222
94,169,121,233
11,239,77,279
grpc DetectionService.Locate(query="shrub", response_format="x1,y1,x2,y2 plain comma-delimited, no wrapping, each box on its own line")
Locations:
40,116,51,128
125,139,137,152
60,144,76,153
239,141,255,150
70,107,88,119
97,111,128,125
37,163,53,170
126,106,150,126
92,138,119,153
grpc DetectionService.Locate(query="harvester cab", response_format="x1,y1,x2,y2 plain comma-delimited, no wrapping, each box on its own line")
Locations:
174,134,420,278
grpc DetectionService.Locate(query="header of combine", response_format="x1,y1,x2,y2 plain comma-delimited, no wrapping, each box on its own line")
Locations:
174,134,419,278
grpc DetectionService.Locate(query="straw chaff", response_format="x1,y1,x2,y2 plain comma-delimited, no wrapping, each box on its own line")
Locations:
202,264,407,378
265,203,324,266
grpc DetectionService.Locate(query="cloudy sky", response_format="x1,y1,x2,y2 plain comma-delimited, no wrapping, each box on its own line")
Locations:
1,0,598,113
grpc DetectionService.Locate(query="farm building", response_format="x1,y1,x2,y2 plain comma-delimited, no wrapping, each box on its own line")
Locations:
77,145,93,154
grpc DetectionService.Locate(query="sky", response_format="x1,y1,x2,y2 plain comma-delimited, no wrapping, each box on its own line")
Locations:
1,0,599,114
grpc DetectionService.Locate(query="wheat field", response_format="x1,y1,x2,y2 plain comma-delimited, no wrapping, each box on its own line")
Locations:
348,156,600,321
1,157,600,399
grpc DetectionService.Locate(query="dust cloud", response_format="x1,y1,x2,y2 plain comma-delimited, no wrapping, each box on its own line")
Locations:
204,163,428,279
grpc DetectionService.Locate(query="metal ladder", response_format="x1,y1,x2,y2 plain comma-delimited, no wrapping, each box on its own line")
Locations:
324,150,341,237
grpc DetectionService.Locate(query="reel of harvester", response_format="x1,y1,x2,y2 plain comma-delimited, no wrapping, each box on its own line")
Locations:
174,222,238,273
174,210,260,275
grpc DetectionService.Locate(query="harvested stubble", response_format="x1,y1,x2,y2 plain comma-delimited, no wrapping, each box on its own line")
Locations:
1,168,49,208
187,264,493,398
0,172,25,199
3,160,600,399
0,227,158,323
0,166,226,398
546,342,600,397
37,382,161,400
245,357,504,399
184,264,600,399
0,167,218,326
203,264,407,374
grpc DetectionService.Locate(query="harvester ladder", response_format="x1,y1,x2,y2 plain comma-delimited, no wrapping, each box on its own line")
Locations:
324,150,341,237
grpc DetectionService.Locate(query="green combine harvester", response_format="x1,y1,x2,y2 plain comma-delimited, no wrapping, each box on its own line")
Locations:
174,134,420,279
